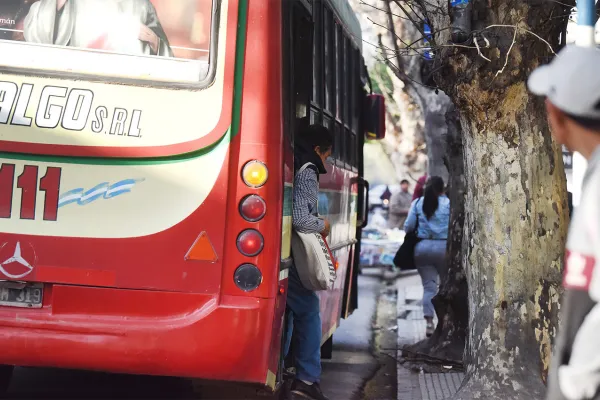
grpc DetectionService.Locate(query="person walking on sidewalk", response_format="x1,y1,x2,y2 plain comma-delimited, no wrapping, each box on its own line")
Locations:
404,176,450,337
286,124,333,400
528,45,600,400
388,179,412,229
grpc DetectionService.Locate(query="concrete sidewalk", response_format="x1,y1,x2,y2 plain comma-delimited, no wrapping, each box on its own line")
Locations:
396,276,464,400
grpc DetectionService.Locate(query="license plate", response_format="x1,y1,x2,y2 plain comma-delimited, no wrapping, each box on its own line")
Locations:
0,283,43,308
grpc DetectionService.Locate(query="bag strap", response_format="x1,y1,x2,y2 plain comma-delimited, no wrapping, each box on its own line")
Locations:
297,162,315,175
296,162,320,182
414,198,422,232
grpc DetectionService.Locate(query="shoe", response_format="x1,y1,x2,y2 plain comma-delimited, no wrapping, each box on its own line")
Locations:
290,380,330,400
426,320,435,337
283,367,296,380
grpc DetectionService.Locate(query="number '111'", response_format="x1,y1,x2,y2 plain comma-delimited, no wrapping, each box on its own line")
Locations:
0,164,61,221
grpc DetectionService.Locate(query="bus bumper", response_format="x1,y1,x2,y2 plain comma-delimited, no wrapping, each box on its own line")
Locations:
0,284,277,385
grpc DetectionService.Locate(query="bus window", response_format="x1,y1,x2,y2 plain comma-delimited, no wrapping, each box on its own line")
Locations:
342,36,350,125
335,22,342,121
310,108,322,125
323,7,334,114
342,127,350,165
349,132,357,167
0,0,215,83
312,2,322,107
324,115,334,145
344,37,351,128
292,4,313,122
333,122,346,162
352,48,360,133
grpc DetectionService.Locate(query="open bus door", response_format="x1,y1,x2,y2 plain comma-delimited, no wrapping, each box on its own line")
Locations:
343,73,386,319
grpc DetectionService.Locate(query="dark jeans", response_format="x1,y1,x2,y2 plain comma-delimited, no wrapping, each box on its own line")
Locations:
284,264,322,383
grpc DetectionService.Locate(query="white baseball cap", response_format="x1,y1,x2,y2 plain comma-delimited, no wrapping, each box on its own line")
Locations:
528,45,600,119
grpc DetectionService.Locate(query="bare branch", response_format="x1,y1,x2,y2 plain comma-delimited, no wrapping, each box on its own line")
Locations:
402,0,427,22
473,37,492,62
478,24,557,55
359,0,412,21
368,16,416,50
391,0,434,47
495,26,518,76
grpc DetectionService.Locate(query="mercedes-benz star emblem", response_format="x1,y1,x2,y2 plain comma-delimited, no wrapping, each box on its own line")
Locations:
0,242,34,279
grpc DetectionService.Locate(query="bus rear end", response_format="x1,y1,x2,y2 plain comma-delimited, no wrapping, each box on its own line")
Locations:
0,0,284,387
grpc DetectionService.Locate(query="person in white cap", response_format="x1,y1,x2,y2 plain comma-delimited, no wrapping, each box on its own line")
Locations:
528,44,600,400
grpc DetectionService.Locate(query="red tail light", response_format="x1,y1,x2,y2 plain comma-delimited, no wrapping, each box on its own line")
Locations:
239,195,266,222
237,229,264,257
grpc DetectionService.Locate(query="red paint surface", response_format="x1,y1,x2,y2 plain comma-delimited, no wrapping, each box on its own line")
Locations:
0,289,275,383
16,165,38,220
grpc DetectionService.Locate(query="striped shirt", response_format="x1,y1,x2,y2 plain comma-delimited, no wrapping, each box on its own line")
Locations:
292,166,325,234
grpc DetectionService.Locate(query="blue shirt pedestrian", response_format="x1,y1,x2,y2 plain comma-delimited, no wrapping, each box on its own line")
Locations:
404,195,450,239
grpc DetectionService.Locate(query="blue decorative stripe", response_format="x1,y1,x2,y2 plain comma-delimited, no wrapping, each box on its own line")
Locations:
58,179,144,208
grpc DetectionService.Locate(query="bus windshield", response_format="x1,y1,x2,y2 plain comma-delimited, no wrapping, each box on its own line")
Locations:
0,0,214,83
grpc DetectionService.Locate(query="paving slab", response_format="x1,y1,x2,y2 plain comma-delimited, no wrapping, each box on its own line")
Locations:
396,277,463,400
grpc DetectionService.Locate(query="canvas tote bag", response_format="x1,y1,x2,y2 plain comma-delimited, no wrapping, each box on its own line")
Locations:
291,163,337,291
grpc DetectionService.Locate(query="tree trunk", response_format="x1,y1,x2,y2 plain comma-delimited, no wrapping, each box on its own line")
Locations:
455,84,567,399
424,0,572,398
404,105,468,364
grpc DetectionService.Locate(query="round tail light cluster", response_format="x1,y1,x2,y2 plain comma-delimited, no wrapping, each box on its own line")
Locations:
242,160,268,188
234,264,263,292
236,229,264,257
239,195,266,222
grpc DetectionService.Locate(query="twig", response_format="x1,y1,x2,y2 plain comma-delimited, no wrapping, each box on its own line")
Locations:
369,17,415,50
480,34,490,48
359,0,411,21
479,24,556,55
386,60,440,90
473,36,492,62
362,37,395,54
402,0,427,23
495,26,518,77
391,0,434,48
402,26,453,53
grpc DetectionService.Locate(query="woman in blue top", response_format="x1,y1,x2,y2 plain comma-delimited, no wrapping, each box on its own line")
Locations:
404,176,450,337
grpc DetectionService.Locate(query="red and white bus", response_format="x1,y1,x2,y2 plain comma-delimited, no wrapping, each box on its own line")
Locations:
0,0,384,391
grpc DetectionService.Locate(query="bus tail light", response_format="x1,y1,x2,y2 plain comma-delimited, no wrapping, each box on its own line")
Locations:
239,195,266,222
242,161,268,188
236,229,264,257
234,264,263,292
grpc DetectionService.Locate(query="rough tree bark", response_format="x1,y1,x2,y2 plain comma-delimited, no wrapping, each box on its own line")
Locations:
423,0,571,397
404,104,468,364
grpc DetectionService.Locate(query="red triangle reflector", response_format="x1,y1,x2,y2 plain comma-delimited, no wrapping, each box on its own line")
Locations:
185,232,218,262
